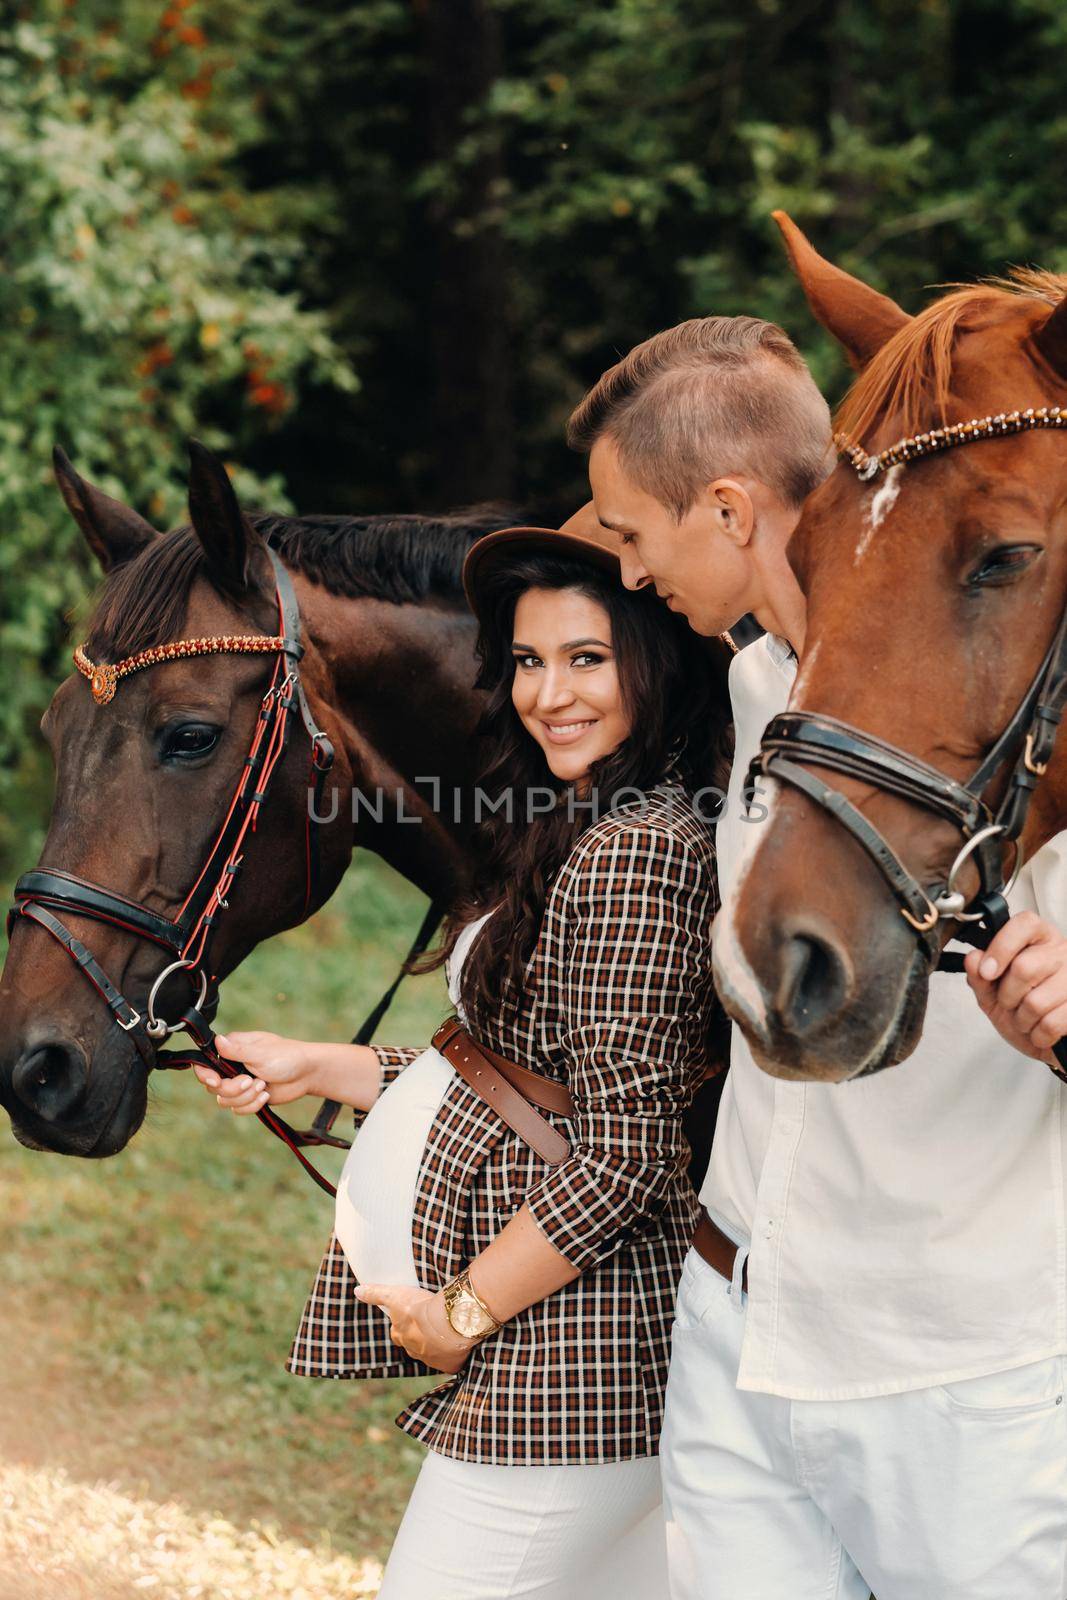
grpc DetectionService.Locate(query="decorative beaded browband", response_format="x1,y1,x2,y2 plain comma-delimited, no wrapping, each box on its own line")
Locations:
73,635,287,706
835,404,1067,481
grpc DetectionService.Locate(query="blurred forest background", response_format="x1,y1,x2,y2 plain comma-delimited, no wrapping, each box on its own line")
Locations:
4,3,1067,1587
4,0,1067,873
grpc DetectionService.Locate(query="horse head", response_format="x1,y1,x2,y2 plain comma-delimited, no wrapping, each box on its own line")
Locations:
0,443,354,1156
715,213,1067,1082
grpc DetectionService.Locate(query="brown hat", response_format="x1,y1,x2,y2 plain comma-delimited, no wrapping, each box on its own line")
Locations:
462,525,622,623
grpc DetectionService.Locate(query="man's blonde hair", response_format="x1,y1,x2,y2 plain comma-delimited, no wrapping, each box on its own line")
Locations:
566,315,832,516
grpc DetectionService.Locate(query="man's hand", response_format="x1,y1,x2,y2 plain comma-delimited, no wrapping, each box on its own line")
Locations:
353,1283,476,1373
964,910,1067,1065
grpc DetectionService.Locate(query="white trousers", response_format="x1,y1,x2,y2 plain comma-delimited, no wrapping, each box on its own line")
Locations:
661,1246,1067,1600
378,1447,667,1599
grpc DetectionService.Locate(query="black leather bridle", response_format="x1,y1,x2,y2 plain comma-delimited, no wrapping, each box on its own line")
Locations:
7,548,443,1192
749,411,1067,1076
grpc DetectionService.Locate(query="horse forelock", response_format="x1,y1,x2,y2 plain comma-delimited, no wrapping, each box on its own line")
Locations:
84,526,204,660
83,503,525,661
835,268,1067,447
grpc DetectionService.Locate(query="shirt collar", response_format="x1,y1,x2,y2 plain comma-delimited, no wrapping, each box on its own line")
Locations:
764,632,798,672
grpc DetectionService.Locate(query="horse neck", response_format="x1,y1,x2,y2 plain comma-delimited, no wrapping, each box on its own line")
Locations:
300,581,483,905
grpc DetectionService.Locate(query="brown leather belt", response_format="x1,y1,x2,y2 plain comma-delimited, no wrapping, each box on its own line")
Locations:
432,1016,574,1166
693,1208,749,1293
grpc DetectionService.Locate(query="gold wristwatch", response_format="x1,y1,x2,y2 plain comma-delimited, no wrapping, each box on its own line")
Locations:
442,1268,502,1342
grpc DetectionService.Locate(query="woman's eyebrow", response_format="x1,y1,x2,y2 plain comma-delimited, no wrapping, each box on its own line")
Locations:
510,638,612,652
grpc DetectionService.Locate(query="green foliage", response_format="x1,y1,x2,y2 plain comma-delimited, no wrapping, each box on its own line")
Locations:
6,0,1067,875
474,0,1067,447
0,3,356,865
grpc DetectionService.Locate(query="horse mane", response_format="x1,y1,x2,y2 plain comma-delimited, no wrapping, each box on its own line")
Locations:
834,267,1067,444
85,502,527,660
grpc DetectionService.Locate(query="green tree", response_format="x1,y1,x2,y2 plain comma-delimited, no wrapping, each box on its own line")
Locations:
0,4,356,868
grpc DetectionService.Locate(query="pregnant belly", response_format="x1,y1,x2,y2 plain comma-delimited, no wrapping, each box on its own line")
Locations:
334,1045,456,1288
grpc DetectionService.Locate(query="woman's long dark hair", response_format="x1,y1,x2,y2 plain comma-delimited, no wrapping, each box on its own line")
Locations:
419,551,731,1021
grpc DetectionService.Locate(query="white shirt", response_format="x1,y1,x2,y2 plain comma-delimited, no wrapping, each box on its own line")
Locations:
334,910,494,1287
702,633,1067,1399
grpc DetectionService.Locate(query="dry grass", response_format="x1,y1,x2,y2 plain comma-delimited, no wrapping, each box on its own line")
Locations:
0,1462,383,1599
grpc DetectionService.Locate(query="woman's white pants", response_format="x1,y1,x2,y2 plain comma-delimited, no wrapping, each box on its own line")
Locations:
378,1448,667,1599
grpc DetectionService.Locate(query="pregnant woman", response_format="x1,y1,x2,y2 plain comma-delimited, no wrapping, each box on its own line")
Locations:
195,525,724,1598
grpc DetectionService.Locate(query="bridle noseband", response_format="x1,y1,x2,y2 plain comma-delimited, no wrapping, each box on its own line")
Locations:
749,408,1067,1075
5,548,356,1190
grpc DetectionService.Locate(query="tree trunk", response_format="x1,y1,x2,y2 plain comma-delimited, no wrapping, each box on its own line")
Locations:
417,0,516,506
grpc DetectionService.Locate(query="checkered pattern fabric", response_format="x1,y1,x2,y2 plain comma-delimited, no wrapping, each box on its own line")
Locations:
286,783,719,1464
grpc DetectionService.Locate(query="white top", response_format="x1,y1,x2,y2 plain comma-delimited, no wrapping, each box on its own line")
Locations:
704,632,1067,1400
334,910,495,1288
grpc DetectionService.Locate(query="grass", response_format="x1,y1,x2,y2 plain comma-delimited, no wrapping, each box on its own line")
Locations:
0,851,451,1565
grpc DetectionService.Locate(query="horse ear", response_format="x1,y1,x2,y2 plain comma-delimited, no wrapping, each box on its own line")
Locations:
1033,295,1067,380
772,211,912,370
53,447,159,572
186,438,264,596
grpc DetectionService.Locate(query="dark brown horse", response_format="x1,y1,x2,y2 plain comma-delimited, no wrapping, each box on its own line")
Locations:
716,213,1067,1082
0,444,519,1159
1,447,731,1182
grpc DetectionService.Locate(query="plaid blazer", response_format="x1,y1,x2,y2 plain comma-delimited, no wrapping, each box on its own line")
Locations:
286,780,719,1464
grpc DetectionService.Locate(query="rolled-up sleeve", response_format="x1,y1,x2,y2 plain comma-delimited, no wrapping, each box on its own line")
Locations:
524,823,716,1271
370,1044,423,1097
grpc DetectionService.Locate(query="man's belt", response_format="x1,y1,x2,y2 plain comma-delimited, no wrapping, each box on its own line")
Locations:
693,1208,749,1293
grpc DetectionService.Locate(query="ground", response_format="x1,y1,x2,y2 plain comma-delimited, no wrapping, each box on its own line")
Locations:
0,856,447,1597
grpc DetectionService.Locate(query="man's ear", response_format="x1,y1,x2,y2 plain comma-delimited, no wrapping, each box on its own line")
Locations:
705,479,755,546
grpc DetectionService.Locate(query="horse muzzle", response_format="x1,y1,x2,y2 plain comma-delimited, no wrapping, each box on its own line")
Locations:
0,1025,148,1157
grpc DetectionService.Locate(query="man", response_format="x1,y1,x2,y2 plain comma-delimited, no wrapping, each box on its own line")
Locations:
567,315,1067,1600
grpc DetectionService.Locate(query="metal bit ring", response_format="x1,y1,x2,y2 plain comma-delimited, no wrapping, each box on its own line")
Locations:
146,959,209,1039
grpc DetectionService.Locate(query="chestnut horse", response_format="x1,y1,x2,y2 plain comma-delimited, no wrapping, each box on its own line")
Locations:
0,444,517,1160
716,213,1067,1082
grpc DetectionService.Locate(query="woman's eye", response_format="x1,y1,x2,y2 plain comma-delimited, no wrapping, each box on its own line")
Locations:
160,724,222,761
513,654,541,670
967,543,1042,588
574,652,605,667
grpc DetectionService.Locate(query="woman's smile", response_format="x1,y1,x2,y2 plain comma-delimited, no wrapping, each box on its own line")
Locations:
540,717,600,744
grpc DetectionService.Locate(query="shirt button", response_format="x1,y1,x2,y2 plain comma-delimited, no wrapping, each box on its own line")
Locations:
763,1219,775,1239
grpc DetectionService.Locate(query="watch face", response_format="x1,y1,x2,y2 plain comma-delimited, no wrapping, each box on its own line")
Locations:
450,1293,491,1339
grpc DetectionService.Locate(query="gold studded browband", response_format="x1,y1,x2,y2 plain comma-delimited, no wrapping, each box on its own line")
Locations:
835,404,1067,481
74,635,287,706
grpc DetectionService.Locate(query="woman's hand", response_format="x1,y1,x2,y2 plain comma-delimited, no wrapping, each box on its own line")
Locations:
192,1030,319,1116
353,1284,477,1374
964,910,1067,1065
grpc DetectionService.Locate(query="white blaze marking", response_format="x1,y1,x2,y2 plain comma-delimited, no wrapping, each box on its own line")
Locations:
713,783,779,1036
854,463,903,566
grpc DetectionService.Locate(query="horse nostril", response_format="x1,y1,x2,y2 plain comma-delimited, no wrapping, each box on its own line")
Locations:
11,1039,89,1122
775,928,851,1037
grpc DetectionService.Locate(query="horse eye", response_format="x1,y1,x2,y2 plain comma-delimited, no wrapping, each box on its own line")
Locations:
967,543,1041,588
160,724,222,761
